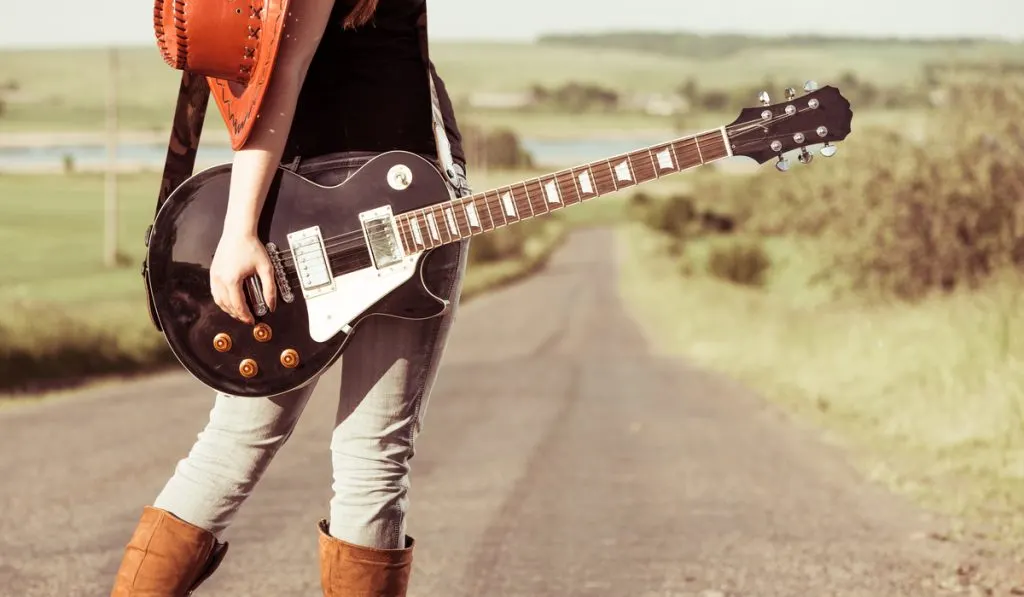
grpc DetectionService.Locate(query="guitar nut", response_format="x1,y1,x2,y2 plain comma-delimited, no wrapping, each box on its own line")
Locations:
239,359,259,379
253,323,272,343
213,333,233,353
280,349,300,369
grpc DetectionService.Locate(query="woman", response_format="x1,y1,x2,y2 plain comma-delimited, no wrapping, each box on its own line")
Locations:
110,0,469,594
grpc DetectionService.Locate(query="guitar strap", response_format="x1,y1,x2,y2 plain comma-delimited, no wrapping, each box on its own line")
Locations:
148,0,454,220
143,0,457,330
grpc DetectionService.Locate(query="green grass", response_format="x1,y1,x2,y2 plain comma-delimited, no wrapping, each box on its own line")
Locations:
618,226,1024,544
2,39,1020,135
0,168,568,395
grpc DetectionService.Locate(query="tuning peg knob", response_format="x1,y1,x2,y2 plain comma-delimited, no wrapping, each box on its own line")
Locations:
820,143,838,157
798,147,814,164
803,80,819,92
775,156,791,172
758,91,771,106
785,87,797,100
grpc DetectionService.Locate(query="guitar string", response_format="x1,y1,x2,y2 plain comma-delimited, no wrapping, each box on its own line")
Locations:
275,110,809,265
273,110,815,271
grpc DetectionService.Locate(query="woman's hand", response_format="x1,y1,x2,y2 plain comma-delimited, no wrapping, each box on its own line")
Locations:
210,232,278,325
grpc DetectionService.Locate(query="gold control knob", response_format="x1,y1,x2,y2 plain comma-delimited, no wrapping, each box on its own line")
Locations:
280,349,300,369
239,359,259,379
213,333,233,353
253,323,273,343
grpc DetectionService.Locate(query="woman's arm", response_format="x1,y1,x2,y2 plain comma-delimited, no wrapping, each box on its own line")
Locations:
211,0,338,325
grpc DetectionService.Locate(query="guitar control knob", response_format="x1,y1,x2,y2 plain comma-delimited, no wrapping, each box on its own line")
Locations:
213,333,233,353
239,359,259,379
253,323,273,343
280,349,300,369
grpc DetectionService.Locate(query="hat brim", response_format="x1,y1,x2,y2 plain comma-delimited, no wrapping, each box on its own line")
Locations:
208,0,290,151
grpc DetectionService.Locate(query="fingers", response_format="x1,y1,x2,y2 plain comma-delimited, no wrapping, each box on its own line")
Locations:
211,274,253,324
226,278,254,324
257,261,278,313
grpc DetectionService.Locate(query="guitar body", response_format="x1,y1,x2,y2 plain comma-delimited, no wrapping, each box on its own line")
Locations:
145,151,457,398
144,85,854,399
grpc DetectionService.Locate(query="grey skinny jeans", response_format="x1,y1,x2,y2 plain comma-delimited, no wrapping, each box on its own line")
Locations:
152,152,471,550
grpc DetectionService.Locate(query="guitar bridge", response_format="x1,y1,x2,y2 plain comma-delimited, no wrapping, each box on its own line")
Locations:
359,206,407,270
286,226,336,299
265,242,295,304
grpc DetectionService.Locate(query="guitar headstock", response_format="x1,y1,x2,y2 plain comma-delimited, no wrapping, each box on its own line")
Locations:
726,81,853,171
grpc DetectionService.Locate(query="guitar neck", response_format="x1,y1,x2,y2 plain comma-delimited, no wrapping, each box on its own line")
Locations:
394,126,734,253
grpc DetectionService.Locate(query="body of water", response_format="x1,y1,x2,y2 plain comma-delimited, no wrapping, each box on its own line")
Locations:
0,136,683,173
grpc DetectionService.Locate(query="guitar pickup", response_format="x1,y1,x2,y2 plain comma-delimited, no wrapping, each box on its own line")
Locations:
359,206,406,270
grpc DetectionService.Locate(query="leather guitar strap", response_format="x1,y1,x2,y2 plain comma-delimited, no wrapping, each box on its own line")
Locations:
151,71,210,220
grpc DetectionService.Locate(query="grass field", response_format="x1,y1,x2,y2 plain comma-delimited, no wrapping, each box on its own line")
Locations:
2,38,1021,135
0,168,573,394
619,226,1024,544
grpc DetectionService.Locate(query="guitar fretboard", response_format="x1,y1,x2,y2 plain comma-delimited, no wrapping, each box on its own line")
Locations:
393,127,733,252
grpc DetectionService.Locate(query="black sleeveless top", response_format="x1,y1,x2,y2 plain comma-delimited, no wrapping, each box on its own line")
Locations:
282,0,465,166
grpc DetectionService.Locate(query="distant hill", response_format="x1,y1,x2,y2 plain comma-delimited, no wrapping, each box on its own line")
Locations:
537,31,1008,59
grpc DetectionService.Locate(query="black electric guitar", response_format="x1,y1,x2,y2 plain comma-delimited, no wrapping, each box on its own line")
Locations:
145,83,853,398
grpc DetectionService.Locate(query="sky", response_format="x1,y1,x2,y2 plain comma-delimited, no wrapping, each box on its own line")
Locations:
0,0,1021,48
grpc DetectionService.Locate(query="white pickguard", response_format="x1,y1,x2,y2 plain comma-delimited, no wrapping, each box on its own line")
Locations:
304,254,421,343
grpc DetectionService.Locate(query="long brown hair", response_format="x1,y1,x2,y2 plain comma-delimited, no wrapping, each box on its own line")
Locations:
342,0,380,28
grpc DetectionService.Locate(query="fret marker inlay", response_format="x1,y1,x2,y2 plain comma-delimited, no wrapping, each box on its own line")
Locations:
410,217,423,246
426,212,440,241
656,149,674,171
444,207,458,235
614,161,632,182
544,180,561,204
465,202,480,228
578,171,594,195
501,192,517,217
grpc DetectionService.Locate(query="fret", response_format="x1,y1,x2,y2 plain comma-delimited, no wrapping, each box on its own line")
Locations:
397,216,414,253
554,170,582,206
573,165,598,199
517,182,538,218
699,130,730,161
498,188,521,223
672,137,704,169
592,161,618,195
408,213,426,249
424,209,442,244
610,156,636,188
432,205,452,242
651,143,678,174
463,197,484,232
443,204,463,239
628,150,658,184
479,190,503,228
521,179,546,216
475,193,495,231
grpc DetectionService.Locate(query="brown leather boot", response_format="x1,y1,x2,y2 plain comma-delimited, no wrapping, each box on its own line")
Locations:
110,506,229,596
317,519,415,597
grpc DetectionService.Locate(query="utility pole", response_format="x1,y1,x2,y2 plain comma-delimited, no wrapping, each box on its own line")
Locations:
104,46,119,267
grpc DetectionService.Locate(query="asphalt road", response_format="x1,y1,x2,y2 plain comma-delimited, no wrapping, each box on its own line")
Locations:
0,229,1013,596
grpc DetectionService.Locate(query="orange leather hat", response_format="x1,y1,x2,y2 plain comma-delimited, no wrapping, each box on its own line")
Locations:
153,0,290,150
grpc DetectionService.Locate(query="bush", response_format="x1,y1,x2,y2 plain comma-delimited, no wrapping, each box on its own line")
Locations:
706,242,772,287
683,80,1024,302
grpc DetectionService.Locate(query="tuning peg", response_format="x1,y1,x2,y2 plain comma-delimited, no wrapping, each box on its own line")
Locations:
820,142,838,157
798,147,814,164
785,87,797,100
758,91,771,106
775,156,791,172
803,80,819,93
